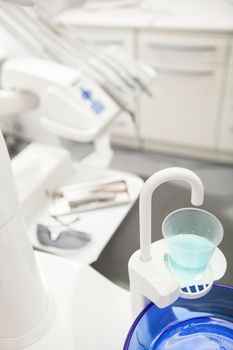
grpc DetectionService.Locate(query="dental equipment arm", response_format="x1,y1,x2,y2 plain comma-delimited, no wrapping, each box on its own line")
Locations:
0,0,155,167
0,131,53,348
0,1,156,111
1,57,121,167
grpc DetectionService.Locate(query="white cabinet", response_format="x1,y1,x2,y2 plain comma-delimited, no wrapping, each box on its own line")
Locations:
138,32,230,150
218,41,233,152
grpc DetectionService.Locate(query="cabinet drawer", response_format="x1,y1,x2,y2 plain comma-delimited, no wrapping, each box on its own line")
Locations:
139,65,224,149
139,32,229,65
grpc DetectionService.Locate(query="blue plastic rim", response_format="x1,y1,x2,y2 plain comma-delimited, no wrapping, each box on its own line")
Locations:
123,285,233,350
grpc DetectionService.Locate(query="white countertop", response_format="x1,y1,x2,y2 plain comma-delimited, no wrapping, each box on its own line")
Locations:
54,0,233,32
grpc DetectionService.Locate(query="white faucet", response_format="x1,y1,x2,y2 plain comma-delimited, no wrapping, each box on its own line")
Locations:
140,167,204,262
129,167,226,319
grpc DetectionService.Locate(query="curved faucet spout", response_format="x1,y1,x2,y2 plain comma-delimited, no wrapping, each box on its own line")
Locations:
140,167,204,262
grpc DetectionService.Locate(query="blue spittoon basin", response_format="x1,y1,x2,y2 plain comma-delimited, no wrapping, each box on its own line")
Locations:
124,285,233,350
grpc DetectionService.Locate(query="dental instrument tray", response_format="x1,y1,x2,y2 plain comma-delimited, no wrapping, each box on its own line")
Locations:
49,178,130,216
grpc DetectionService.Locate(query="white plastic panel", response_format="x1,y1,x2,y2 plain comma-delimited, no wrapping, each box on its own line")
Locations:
31,251,131,350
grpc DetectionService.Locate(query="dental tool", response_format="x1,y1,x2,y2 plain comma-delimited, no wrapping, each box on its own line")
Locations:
49,178,130,216
37,222,91,249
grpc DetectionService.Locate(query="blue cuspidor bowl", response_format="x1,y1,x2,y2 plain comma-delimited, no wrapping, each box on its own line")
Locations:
124,285,233,350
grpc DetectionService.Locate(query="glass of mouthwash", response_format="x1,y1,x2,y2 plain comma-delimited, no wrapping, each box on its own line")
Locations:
162,208,223,284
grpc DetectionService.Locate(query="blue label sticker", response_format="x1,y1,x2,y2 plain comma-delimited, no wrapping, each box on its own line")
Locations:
80,87,105,115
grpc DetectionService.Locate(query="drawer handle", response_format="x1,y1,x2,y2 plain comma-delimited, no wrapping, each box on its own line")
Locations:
156,67,214,76
148,43,217,52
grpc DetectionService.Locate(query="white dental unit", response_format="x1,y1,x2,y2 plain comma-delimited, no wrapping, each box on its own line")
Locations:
0,3,144,345
0,0,159,261
2,57,121,167
0,55,145,261
0,1,145,347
